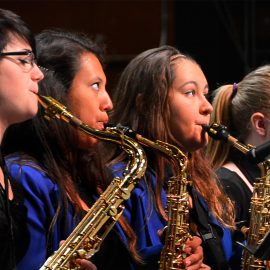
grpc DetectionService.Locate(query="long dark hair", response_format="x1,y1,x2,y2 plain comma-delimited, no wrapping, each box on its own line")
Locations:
0,8,36,53
2,29,109,254
110,45,235,227
3,29,141,262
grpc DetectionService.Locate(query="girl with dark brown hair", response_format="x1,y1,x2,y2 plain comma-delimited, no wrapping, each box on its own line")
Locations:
109,45,237,269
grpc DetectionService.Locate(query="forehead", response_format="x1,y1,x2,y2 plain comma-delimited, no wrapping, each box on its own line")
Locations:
78,52,105,75
4,33,31,51
172,58,207,84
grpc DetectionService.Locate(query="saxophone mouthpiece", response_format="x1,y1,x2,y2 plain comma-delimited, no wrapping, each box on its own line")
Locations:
203,123,229,142
36,93,50,109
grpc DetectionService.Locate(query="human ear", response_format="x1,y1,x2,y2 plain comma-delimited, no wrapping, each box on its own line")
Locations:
250,112,267,137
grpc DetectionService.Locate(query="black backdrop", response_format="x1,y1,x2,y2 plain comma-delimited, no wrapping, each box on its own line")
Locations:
0,0,269,93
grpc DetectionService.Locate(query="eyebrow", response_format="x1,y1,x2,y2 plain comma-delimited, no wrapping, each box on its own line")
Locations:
179,80,208,90
89,75,107,85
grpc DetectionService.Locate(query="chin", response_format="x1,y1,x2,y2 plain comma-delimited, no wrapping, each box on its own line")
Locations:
78,136,99,149
26,104,39,119
186,138,208,152
14,109,38,124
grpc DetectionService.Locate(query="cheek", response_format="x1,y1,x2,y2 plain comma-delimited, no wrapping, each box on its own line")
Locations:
69,99,97,125
78,109,96,127
169,106,186,137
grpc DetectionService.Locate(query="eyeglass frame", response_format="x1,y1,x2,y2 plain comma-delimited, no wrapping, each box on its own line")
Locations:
0,50,37,72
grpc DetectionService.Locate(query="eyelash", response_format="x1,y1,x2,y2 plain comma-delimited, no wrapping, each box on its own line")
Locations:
185,90,196,96
18,58,31,65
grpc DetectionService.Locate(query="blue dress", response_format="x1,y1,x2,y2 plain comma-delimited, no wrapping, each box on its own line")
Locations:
111,162,241,269
6,158,77,269
6,157,134,270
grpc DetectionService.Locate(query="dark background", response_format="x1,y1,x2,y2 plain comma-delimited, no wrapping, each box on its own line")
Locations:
1,0,270,94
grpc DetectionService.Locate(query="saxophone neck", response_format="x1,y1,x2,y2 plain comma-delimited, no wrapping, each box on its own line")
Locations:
258,159,270,176
203,123,253,154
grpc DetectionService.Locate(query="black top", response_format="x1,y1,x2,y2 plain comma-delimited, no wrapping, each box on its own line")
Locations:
0,156,29,270
0,182,29,270
216,150,260,229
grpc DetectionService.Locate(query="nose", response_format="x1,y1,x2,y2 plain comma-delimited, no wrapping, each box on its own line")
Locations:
102,89,113,112
200,95,213,115
31,64,44,82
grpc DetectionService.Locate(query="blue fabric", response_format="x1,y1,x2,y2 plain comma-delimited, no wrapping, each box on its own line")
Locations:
6,158,77,270
6,157,136,270
112,163,166,266
111,162,239,269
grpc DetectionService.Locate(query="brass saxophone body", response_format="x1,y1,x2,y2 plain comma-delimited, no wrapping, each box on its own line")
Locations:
204,123,270,270
111,125,192,269
135,135,192,270
37,95,147,270
242,159,270,270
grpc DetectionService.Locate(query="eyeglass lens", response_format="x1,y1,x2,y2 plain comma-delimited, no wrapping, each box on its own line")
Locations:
0,50,36,72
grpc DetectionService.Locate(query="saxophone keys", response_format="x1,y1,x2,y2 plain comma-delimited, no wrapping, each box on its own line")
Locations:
121,187,131,200
109,205,118,216
76,249,87,258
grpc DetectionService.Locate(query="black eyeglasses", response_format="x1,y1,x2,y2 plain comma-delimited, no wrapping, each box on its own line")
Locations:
0,50,37,72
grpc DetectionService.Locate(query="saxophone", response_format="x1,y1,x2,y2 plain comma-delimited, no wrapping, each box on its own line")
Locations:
204,123,270,270
108,125,192,269
156,143,191,270
242,158,270,270
37,95,147,270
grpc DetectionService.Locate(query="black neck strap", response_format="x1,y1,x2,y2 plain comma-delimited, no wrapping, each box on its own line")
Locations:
189,186,229,270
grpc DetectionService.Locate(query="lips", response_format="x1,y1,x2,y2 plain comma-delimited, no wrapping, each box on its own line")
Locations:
196,120,210,126
30,89,38,94
95,122,106,130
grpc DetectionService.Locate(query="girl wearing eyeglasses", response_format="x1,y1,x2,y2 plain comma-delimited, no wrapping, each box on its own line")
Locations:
0,8,43,270
2,29,140,270
0,10,97,270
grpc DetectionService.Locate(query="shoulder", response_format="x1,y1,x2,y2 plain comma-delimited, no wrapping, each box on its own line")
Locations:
216,166,251,209
216,167,239,180
6,157,58,195
216,167,243,187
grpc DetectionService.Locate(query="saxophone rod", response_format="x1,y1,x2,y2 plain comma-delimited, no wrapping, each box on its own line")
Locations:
203,123,270,164
105,122,187,161
202,123,252,154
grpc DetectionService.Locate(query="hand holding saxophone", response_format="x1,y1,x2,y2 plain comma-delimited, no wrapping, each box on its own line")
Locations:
182,236,204,270
44,255,97,270
47,241,97,270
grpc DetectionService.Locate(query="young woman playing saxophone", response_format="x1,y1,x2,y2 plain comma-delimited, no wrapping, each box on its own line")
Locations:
2,30,204,270
108,46,237,269
2,29,113,269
